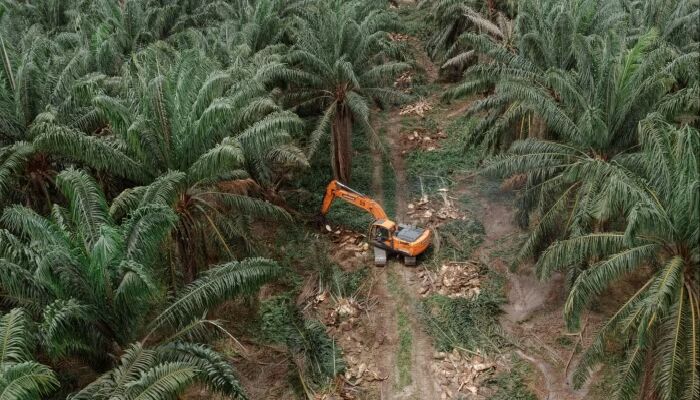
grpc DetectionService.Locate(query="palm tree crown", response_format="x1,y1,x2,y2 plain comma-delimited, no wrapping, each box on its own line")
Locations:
280,0,409,182
0,168,279,399
535,116,699,400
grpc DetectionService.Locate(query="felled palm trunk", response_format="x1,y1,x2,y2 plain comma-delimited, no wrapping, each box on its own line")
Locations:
331,103,353,183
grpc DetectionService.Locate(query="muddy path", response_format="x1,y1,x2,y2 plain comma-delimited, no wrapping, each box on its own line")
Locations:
365,31,444,400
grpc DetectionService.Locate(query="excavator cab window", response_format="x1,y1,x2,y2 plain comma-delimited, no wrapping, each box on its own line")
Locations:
373,226,390,243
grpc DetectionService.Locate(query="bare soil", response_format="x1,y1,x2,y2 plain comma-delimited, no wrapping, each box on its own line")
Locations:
456,178,604,400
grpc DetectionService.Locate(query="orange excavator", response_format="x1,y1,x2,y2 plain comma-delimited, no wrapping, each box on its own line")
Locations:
320,180,431,266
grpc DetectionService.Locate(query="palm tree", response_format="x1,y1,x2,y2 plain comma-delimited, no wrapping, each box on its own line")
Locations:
482,31,693,268
79,0,242,75
440,10,515,75
203,0,309,58
0,27,100,210
535,115,699,400
0,168,279,398
35,49,303,281
280,0,410,183
418,0,518,77
0,308,59,400
0,0,79,35
418,0,488,63
622,0,700,53
446,0,625,151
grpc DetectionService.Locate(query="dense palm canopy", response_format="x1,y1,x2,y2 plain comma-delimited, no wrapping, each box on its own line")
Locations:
419,0,515,77
0,168,278,398
0,26,100,210
450,0,699,398
536,117,699,400
447,0,629,151
0,308,58,400
484,30,695,248
35,48,302,281
1,0,387,396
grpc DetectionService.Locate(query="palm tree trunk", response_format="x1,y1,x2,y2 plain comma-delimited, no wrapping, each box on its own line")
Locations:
176,226,195,283
486,0,495,17
530,114,547,139
331,103,353,183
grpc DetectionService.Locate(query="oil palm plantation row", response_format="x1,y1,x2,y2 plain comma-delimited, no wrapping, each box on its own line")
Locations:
442,0,698,399
0,169,277,399
0,0,408,398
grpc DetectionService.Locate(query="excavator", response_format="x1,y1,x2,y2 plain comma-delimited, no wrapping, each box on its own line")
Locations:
320,180,431,266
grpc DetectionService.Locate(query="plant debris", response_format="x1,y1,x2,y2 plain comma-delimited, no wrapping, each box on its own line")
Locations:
325,297,363,331
388,32,410,41
401,128,448,152
314,293,389,400
429,349,498,399
394,71,413,90
407,188,466,225
418,262,482,299
323,225,370,269
400,100,433,117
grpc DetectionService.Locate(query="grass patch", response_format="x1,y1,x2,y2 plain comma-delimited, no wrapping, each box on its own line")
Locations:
258,295,345,389
328,266,369,298
379,121,397,219
410,82,444,98
405,116,479,191
386,265,414,389
430,218,485,264
396,310,413,388
556,336,573,347
488,359,538,400
418,269,507,353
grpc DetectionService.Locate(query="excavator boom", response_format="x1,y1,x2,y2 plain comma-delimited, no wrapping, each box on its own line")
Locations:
320,180,388,220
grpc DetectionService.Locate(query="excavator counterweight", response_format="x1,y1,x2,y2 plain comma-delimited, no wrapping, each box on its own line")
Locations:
320,180,431,266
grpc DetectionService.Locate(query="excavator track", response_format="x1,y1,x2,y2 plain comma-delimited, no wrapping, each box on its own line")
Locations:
373,247,387,266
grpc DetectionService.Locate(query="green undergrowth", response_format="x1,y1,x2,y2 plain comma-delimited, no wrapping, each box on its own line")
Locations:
488,359,538,400
428,218,485,266
406,115,479,190
397,113,481,201
328,266,369,298
396,310,413,388
418,268,507,354
387,265,414,389
254,226,357,396
379,117,397,219
258,295,345,392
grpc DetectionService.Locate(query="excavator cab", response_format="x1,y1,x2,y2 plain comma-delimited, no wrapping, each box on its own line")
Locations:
369,220,394,266
370,220,395,244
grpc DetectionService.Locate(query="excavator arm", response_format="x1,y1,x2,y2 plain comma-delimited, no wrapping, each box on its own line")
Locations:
320,180,388,221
